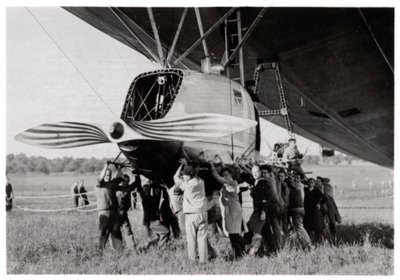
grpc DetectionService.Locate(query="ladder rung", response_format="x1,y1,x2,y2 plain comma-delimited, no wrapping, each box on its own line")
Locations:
227,19,238,22
258,110,281,116
260,62,277,69
229,34,239,37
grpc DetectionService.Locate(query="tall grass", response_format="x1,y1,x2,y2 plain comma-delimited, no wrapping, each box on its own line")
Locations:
6,165,394,274
6,209,393,274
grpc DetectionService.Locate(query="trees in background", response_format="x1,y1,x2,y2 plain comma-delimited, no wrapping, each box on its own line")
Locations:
6,153,357,175
302,154,355,166
6,153,112,174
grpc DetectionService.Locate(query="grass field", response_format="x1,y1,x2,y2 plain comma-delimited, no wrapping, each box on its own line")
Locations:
6,164,394,274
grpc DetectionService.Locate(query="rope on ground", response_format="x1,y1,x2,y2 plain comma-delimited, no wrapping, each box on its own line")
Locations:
14,202,97,213
338,206,393,210
15,191,96,199
76,206,98,213
240,204,393,210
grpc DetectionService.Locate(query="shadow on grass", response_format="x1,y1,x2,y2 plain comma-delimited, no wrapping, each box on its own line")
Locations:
336,223,393,249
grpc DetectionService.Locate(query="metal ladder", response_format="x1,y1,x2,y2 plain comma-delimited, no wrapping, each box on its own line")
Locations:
224,10,244,86
256,62,295,139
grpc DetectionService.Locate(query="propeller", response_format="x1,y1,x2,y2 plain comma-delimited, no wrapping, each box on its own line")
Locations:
15,122,111,149
15,113,257,149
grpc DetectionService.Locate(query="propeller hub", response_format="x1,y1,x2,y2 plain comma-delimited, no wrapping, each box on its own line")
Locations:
109,122,124,139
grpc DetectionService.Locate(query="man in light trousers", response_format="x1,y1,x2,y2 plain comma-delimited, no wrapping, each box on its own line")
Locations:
175,161,209,263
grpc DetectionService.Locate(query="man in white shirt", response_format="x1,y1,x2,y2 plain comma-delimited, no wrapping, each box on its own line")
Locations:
174,162,209,263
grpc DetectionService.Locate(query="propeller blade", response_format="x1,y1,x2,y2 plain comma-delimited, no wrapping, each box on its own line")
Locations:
15,122,111,149
125,113,257,142
15,114,257,149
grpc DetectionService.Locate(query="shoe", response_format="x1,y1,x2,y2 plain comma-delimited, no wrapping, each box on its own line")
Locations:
248,245,258,256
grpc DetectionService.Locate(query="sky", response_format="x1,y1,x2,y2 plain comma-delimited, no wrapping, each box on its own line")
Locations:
6,7,157,158
5,6,320,159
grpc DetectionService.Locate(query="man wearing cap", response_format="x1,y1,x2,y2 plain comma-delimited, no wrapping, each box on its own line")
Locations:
174,161,209,263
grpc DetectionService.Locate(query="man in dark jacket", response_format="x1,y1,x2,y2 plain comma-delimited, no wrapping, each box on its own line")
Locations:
246,164,282,256
78,180,90,206
318,177,341,244
136,179,170,250
277,169,290,236
287,172,311,250
96,163,125,251
116,173,141,249
71,180,90,207
304,178,327,244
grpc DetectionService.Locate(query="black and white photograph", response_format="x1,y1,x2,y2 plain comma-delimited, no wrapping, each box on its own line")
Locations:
3,0,396,276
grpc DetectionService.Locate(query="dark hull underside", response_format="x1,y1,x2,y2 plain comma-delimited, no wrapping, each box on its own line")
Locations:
119,140,182,184
119,140,226,193
65,7,394,167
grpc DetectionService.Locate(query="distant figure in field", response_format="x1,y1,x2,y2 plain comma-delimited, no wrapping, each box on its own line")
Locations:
78,180,90,206
282,138,307,176
71,181,80,208
6,177,14,212
71,180,90,207
96,163,125,251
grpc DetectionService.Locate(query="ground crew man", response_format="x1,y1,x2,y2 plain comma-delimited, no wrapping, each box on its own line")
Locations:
96,163,125,251
136,178,171,250
116,173,140,249
174,161,210,263
288,172,312,250
246,164,281,256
